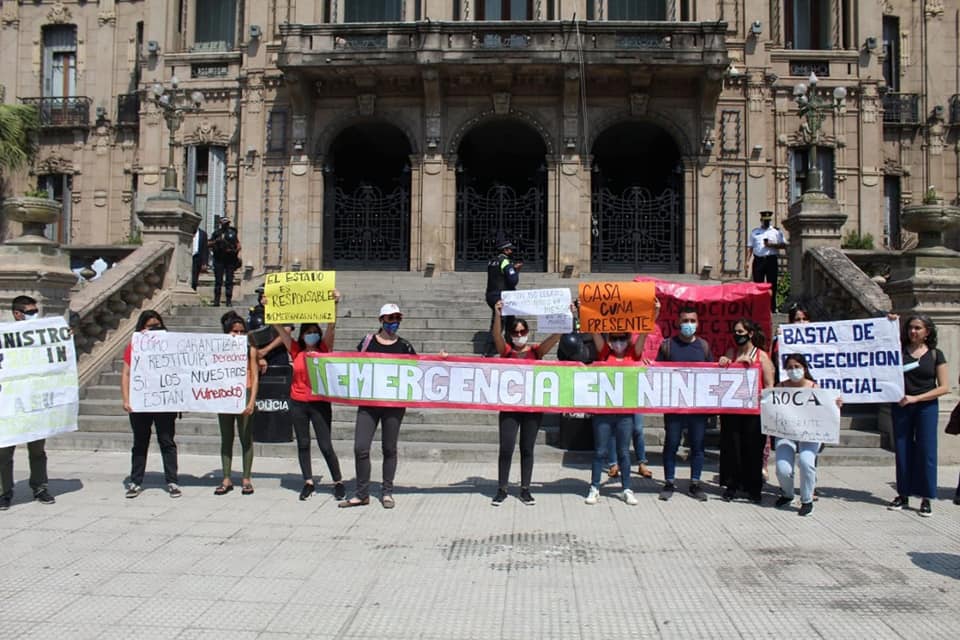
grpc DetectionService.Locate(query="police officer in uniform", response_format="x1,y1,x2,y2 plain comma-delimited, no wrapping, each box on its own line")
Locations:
485,235,521,353
748,210,787,312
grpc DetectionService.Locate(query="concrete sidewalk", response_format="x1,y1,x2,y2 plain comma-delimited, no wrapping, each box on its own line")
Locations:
0,449,958,639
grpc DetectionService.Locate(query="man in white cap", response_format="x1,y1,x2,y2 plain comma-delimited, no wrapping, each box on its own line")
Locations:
340,302,416,509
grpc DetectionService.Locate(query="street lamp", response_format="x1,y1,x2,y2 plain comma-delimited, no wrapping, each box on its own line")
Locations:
149,76,204,192
792,72,846,194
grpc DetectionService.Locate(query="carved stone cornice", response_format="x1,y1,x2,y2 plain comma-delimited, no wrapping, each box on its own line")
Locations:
46,1,73,25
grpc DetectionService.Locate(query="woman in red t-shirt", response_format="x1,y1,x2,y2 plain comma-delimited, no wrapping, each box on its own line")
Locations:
489,301,562,506
277,290,344,501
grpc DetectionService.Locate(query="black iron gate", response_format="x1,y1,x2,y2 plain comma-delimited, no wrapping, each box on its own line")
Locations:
591,186,681,273
327,185,409,270
455,184,546,271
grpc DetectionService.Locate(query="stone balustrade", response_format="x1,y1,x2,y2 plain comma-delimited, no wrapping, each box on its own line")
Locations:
801,246,892,320
68,241,174,386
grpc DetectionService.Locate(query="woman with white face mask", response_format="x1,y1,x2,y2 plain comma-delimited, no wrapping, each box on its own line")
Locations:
489,301,562,506
774,353,840,516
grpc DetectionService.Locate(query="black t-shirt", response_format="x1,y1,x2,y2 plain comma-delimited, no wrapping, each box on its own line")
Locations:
358,335,417,355
903,348,946,396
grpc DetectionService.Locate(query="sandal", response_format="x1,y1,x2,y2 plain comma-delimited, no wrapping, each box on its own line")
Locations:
241,484,254,495
214,484,233,496
338,497,370,508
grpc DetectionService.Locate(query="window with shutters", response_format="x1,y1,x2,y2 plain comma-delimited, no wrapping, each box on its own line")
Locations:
195,0,238,50
186,146,228,235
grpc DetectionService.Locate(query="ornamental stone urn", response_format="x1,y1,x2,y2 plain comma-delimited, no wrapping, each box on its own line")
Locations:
1,195,62,245
899,203,960,252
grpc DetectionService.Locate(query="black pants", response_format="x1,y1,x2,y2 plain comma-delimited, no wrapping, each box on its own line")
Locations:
354,406,405,500
191,254,203,290
752,255,779,311
213,259,236,305
498,412,541,489
719,414,765,499
289,399,342,483
0,440,48,498
129,412,178,486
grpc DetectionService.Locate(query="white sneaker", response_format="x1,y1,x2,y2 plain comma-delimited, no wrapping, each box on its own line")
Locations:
584,486,600,505
622,489,638,505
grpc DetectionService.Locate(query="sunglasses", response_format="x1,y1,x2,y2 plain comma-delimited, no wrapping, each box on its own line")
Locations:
511,328,529,337
382,314,402,322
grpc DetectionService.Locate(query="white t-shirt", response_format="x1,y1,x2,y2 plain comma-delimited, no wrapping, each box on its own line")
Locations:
749,225,785,257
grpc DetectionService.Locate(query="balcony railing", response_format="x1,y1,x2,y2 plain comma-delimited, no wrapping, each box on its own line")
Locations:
882,93,920,126
279,21,728,69
116,93,140,126
19,96,91,128
950,94,960,125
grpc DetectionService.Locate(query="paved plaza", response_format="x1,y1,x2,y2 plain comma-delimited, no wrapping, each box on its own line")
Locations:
0,449,958,639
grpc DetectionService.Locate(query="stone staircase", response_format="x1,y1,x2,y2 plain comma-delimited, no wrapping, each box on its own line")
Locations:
57,271,893,466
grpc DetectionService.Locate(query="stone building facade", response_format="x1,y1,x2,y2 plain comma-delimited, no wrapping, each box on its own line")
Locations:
0,0,957,277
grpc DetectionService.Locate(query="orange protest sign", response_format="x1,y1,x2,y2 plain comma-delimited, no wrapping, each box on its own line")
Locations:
578,281,657,334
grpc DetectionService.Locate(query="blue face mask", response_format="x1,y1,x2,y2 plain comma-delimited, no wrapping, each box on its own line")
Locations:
382,321,400,335
303,333,321,346
679,322,697,338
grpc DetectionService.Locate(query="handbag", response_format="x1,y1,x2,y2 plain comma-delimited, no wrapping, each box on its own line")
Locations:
946,402,960,435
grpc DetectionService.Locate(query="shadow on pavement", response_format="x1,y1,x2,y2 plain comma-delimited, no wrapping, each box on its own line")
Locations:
907,552,960,580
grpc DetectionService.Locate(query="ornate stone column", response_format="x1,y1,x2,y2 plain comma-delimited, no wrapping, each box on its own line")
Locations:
136,190,201,305
0,198,77,321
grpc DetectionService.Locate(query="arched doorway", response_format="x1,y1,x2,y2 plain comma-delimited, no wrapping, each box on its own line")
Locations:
323,122,412,270
591,122,683,273
455,120,547,271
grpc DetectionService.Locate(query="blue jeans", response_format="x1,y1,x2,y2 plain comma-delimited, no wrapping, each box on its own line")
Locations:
591,414,633,491
892,400,939,499
775,439,818,503
663,414,707,483
607,414,647,466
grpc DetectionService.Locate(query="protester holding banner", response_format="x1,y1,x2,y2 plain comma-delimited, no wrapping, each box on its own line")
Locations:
277,291,346,502
769,303,813,477
120,310,181,498
340,303,417,509
214,313,260,496
0,296,58,510
489,301,562,506
585,299,659,506
717,319,774,504
889,315,950,517
656,306,713,502
773,354,826,516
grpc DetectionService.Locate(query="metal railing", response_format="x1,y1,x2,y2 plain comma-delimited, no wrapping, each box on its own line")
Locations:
19,96,91,128
881,93,920,125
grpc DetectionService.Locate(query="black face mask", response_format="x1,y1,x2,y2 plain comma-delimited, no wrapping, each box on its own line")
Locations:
733,333,751,346
148,325,164,331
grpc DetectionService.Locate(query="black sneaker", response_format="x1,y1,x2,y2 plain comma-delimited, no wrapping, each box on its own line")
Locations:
888,496,909,511
34,489,55,505
519,489,536,506
721,487,736,502
659,482,675,501
798,502,813,517
167,483,182,499
125,484,142,499
689,483,708,502
775,495,793,508
491,488,508,506
299,482,314,501
919,499,932,517
333,482,346,500
0,495,10,511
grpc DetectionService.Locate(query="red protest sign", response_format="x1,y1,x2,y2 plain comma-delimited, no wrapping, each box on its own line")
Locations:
578,281,657,334
635,279,772,360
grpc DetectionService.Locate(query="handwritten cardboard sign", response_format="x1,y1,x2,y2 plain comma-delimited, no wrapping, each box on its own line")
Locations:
578,281,656,334
761,387,841,444
501,288,573,333
776,318,904,403
264,270,337,324
0,317,79,447
129,331,248,413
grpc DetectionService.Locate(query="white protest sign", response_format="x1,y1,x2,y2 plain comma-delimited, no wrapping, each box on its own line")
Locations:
129,331,248,413
0,317,79,447
761,387,841,444
776,318,904,403
501,288,573,333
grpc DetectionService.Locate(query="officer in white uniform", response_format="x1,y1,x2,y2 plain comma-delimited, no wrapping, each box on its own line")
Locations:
748,210,786,312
